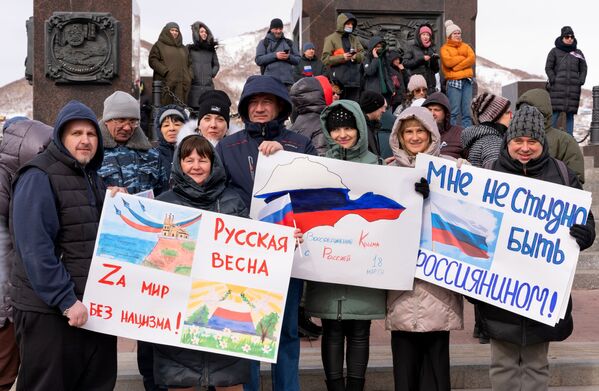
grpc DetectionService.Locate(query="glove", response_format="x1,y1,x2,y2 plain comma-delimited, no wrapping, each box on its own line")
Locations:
414,177,429,199
570,223,595,251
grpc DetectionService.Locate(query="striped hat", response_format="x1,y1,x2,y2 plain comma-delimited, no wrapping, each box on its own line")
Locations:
471,93,511,124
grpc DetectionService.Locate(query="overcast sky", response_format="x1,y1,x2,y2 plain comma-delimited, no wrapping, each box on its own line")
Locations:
1,1,596,89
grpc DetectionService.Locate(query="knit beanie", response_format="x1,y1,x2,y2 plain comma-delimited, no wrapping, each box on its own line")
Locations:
561,26,574,38
471,93,511,124
159,107,187,125
303,42,315,51
419,25,433,36
359,91,385,114
407,74,427,92
326,104,357,130
103,91,140,121
505,105,545,145
445,20,461,38
197,90,232,126
270,18,284,29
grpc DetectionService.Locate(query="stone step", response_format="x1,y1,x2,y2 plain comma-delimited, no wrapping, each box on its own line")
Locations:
114,342,599,390
573,270,599,290
576,251,599,269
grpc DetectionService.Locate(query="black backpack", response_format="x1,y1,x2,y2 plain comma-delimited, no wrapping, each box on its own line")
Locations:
260,37,293,75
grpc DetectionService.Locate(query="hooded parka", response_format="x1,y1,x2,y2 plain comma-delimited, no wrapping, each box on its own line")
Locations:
149,23,193,106
187,21,220,109
386,106,463,332
304,99,385,320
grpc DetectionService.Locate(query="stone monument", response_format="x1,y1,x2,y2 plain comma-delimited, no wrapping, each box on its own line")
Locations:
292,0,476,64
32,0,138,125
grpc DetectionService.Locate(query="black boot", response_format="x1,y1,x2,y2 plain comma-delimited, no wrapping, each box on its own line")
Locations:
325,378,345,391
346,377,365,391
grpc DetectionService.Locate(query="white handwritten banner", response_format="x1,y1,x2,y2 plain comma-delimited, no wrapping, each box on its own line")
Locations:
249,151,424,290
415,154,591,326
83,193,295,363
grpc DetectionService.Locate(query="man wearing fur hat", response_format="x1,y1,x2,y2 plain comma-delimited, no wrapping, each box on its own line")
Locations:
545,26,587,135
479,105,595,391
440,20,475,128
256,18,300,87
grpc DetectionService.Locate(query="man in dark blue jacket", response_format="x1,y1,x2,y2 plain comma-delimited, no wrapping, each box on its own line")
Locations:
10,100,116,390
255,18,300,87
217,75,315,391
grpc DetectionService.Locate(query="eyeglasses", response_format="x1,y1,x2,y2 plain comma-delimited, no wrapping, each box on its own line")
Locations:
564,35,574,39
413,88,427,94
110,118,139,128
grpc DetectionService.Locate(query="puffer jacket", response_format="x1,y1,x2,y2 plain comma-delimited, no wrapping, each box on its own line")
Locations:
187,21,220,109
255,32,300,86
461,122,506,168
545,38,586,114
362,36,393,96
304,99,385,320
0,119,52,325
422,92,464,159
403,22,439,93
98,121,168,196
321,13,365,88
516,88,584,183
479,139,594,346
386,106,463,332
289,76,330,156
149,24,192,105
440,39,475,81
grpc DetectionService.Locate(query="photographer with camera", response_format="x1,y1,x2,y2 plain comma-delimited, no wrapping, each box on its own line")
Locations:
255,18,300,87
403,23,440,95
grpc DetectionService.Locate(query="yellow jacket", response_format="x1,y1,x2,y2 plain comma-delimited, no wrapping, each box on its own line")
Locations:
440,39,475,80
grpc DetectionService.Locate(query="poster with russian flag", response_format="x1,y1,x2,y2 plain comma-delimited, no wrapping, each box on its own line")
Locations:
415,154,592,326
83,193,295,363
249,151,425,290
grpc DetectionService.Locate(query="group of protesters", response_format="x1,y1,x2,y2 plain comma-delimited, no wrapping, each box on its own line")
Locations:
0,12,594,391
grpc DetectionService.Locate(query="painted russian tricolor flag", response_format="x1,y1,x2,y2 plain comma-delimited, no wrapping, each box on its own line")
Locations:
257,194,295,227
430,203,489,259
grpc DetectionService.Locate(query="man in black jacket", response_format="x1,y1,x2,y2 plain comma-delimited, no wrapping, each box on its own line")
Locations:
293,42,327,82
10,101,116,390
480,105,595,391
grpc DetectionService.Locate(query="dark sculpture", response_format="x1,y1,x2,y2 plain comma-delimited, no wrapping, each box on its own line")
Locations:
45,12,119,83
352,14,441,57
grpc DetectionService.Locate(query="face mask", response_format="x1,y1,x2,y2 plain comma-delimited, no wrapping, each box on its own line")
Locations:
344,26,353,33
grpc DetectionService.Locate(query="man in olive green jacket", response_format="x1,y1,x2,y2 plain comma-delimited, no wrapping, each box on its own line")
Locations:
321,13,365,102
516,88,584,184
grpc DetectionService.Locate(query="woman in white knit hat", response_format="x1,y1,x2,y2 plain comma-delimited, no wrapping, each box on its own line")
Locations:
393,74,428,116
440,20,476,128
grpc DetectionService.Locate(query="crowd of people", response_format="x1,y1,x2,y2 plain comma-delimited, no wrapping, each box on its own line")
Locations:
0,14,594,391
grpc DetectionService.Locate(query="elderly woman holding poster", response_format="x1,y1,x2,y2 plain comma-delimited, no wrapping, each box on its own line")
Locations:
386,106,464,391
478,105,595,391
153,133,248,391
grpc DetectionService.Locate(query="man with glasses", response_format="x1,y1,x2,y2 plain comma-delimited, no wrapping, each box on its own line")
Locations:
545,26,587,136
98,90,168,391
98,91,167,196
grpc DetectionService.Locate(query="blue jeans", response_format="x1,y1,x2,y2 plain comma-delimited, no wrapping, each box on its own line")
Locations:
552,112,575,135
244,278,303,391
447,79,473,128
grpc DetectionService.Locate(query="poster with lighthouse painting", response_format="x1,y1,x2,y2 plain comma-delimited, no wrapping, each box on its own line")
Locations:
83,193,295,363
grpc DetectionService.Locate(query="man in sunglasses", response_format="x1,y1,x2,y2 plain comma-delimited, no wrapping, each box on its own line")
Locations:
98,90,168,196
545,26,587,136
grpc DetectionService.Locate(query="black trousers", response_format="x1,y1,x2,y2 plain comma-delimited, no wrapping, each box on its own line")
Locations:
390,330,450,391
321,319,371,381
13,309,117,391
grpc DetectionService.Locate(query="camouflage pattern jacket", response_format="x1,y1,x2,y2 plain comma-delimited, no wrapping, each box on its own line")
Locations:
98,122,168,195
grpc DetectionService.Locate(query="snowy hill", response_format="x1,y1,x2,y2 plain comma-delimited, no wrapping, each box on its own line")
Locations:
2,25,592,140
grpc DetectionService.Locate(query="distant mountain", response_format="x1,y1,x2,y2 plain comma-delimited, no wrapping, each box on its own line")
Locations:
1,25,592,140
